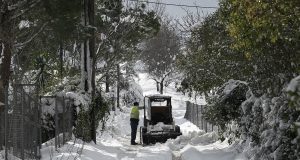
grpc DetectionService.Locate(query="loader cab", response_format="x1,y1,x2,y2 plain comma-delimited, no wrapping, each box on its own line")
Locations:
141,95,182,145
144,95,173,126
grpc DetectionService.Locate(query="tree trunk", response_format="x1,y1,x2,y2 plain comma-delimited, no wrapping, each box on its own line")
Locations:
81,0,88,91
160,80,164,94
0,7,14,148
88,0,95,99
81,0,96,143
81,41,89,91
0,30,13,107
86,0,96,144
105,72,110,92
156,81,160,92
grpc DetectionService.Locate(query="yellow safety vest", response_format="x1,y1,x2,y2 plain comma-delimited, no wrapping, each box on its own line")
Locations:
130,106,139,119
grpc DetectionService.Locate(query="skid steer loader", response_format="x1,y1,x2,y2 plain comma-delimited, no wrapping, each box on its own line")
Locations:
140,95,182,145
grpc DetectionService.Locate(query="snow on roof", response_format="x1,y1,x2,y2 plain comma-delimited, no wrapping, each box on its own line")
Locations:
145,94,172,99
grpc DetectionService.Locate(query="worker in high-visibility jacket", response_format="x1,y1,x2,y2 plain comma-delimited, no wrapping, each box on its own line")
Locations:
130,102,139,145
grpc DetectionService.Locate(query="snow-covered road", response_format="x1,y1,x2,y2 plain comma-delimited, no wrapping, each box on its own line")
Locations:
40,73,246,160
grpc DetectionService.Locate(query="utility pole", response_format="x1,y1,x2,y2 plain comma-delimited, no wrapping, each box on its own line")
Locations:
88,0,96,144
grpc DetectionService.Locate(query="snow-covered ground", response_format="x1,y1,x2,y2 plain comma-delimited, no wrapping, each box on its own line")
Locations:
39,73,246,160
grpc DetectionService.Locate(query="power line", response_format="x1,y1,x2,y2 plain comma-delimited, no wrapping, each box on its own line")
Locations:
127,0,219,9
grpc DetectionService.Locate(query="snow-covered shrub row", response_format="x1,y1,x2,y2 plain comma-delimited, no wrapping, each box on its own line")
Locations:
285,75,300,159
239,92,299,159
40,76,111,142
204,79,300,160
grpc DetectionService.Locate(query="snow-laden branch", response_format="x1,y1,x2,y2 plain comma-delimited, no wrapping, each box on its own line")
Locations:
14,22,48,49
7,0,28,11
10,0,40,20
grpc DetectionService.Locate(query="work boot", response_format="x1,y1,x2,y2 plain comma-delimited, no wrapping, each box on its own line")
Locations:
131,142,138,145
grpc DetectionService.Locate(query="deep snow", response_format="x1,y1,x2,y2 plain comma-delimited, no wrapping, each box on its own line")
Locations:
37,73,245,160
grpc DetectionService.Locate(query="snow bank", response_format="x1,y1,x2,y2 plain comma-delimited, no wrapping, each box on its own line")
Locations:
166,131,244,160
181,144,241,160
0,150,21,160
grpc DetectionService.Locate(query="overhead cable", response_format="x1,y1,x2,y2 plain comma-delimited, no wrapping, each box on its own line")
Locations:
126,0,219,9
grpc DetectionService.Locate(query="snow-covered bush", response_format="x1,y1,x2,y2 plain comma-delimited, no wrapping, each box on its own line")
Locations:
286,75,300,159
286,75,300,111
240,92,299,160
40,76,111,142
73,104,92,141
69,93,111,142
204,78,300,159
204,80,248,140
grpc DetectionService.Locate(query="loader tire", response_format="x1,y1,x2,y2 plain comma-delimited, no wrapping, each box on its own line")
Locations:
175,125,180,133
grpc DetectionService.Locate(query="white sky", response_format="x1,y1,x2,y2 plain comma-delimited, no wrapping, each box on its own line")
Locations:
148,0,219,20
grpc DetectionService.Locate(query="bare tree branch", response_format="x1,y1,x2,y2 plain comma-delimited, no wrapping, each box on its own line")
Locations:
14,22,48,49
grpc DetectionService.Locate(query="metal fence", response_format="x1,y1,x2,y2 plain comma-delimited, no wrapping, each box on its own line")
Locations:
184,101,218,133
0,85,74,160
0,87,6,153
40,96,73,150
2,84,41,160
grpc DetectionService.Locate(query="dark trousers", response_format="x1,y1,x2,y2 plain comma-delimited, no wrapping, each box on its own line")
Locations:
130,118,139,144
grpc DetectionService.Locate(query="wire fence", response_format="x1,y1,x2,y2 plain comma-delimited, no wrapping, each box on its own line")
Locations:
2,84,41,160
184,101,218,133
40,96,74,150
0,84,74,160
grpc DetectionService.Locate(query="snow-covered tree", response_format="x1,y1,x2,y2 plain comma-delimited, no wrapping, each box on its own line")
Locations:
178,10,248,96
95,0,160,93
141,19,181,94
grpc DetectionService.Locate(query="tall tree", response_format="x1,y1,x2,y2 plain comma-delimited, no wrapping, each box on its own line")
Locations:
178,11,248,95
220,0,300,96
81,0,96,143
0,0,84,147
0,0,41,101
95,0,160,92
141,19,181,94
81,0,96,97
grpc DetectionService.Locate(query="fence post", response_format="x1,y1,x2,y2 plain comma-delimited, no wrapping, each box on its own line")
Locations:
62,97,65,144
55,96,58,150
194,104,196,125
69,99,73,140
194,104,196,124
21,88,25,160
38,96,42,158
184,101,189,119
191,103,193,123
205,120,208,133
196,105,199,127
194,104,197,125
4,86,8,160
201,105,203,130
